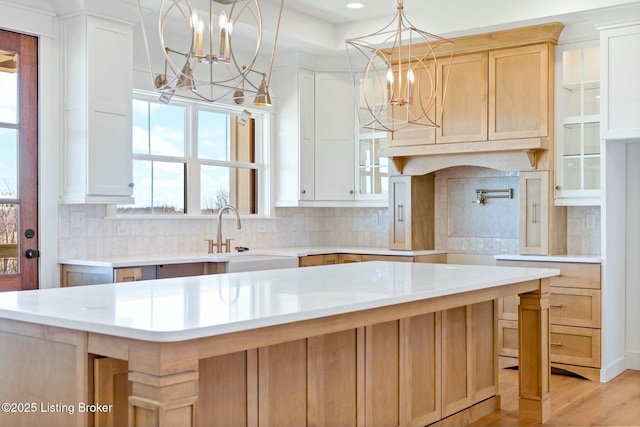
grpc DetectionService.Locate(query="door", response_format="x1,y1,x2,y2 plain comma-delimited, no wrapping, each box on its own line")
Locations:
0,30,38,290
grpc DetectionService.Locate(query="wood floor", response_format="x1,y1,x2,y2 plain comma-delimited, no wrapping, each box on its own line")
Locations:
470,368,640,426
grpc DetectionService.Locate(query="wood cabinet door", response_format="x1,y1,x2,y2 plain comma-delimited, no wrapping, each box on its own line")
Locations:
489,43,550,140
389,61,437,146
519,170,549,254
437,53,488,143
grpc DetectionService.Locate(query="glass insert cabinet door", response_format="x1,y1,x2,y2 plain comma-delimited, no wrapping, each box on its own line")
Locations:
357,129,389,199
555,42,601,205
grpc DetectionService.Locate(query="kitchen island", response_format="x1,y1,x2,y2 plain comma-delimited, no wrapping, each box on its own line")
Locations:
0,262,557,427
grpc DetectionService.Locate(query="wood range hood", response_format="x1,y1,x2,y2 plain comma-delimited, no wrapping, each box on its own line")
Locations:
380,22,564,176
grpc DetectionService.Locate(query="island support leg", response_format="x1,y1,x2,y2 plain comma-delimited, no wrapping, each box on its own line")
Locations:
518,278,551,423
127,342,199,427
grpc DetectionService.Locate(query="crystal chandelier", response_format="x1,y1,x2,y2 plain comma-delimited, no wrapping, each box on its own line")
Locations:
345,0,454,133
137,0,283,106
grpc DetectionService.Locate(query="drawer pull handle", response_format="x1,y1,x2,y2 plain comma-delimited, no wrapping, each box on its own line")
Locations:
551,341,563,347
550,303,564,308
397,204,404,223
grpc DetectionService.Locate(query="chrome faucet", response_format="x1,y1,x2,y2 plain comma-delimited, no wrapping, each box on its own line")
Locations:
208,205,242,253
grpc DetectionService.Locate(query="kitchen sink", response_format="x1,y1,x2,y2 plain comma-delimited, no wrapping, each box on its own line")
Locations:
207,253,299,273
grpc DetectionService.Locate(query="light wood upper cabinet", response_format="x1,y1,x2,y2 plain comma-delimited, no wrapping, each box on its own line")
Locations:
489,43,551,140
389,61,437,146
437,53,488,143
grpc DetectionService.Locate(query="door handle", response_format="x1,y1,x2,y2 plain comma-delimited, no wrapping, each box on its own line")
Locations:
25,249,40,259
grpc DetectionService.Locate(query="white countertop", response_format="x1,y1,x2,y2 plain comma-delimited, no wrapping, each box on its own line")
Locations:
58,247,446,268
0,262,558,342
494,254,602,263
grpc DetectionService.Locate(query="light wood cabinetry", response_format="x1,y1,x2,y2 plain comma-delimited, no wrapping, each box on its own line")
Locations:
382,24,563,170
519,170,567,255
61,262,225,286
298,254,339,267
488,44,551,140
92,302,497,427
60,14,134,204
442,301,497,417
437,52,488,143
389,174,435,250
497,260,602,381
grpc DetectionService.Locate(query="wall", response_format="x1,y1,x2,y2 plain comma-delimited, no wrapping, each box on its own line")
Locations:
626,143,640,369
59,166,601,259
58,206,389,258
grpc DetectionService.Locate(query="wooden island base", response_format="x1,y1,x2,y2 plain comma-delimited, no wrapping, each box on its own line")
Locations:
0,277,551,427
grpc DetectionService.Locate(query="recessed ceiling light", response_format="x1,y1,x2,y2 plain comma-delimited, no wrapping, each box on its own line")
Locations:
347,2,366,9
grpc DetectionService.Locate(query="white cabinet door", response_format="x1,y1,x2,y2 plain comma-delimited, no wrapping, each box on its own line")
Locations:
314,72,355,201
61,15,134,204
299,69,315,200
601,24,640,140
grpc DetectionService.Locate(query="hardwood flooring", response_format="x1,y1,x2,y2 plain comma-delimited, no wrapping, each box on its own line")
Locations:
470,368,640,426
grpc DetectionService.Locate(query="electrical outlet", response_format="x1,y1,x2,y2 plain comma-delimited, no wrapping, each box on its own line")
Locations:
116,225,130,236
70,211,85,228
371,212,379,225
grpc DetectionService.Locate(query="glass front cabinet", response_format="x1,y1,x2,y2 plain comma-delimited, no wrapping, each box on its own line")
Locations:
555,41,601,205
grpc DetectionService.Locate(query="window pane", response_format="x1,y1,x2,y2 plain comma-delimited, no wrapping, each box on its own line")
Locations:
0,54,18,124
132,99,150,154
0,128,17,198
119,160,184,214
198,110,230,161
0,203,18,275
201,165,256,214
149,103,185,157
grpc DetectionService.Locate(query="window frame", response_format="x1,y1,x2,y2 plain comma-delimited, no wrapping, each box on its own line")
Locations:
108,90,272,218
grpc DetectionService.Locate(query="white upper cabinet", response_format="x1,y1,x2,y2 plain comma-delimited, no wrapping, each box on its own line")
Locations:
314,72,355,201
555,41,601,206
275,67,378,206
60,14,134,204
600,23,640,141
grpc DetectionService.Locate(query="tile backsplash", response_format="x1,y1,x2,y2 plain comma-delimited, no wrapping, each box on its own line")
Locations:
58,206,390,258
58,167,601,258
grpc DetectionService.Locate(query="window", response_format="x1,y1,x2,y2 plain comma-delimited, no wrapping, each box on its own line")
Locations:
118,92,263,215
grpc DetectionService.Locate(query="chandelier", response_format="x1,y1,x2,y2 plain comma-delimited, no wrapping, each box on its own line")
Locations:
137,0,283,106
345,0,454,133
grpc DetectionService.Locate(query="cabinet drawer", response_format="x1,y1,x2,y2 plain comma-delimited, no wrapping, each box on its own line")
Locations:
496,261,600,289
550,287,601,328
550,325,601,368
499,321,601,368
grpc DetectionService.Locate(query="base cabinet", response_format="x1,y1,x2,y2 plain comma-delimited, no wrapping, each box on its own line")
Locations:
94,302,497,427
497,260,601,381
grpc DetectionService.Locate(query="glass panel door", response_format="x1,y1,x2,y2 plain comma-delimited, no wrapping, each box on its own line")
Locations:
0,30,39,290
556,42,601,205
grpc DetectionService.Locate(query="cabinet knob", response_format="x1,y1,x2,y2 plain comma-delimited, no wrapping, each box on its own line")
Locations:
301,189,306,194
129,182,135,188
349,190,354,194
555,185,561,191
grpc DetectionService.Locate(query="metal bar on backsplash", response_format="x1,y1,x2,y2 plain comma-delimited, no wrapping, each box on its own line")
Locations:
473,188,514,205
